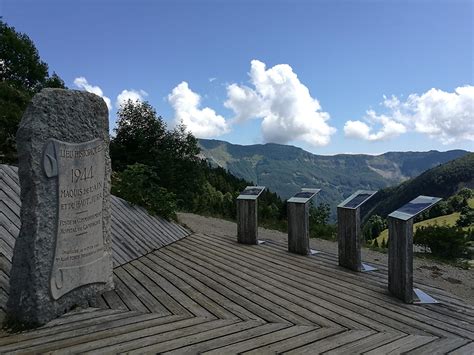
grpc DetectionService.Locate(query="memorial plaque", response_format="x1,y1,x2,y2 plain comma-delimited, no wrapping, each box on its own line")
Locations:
45,138,108,299
388,195,442,221
237,186,265,200
287,188,320,204
338,190,377,209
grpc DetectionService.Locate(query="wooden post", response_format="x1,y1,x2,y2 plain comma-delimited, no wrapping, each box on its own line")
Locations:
237,199,258,245
337,206,361,271
388,216,414,303
287,201,310,255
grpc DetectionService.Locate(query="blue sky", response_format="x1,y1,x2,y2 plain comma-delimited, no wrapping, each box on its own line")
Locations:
2,0,473,155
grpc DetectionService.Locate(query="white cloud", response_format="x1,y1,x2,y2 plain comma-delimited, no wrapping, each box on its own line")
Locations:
73,77,112,110
344,86,474,144
168,81,230,138
224,60,336,146
116,89,148,108
209,77,217,82
344,110,407,141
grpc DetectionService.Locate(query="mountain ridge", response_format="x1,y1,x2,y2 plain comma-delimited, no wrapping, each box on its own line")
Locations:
198,138,470,218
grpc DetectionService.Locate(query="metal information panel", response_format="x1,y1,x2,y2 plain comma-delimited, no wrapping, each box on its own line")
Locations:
237,186,266,200
388,195,442,221
287,188,321,204
338,190,377,209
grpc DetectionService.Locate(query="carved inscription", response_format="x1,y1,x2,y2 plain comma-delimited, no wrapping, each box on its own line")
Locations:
45,138,108,299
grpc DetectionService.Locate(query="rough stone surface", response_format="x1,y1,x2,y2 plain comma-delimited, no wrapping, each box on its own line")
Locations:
7,88,113,326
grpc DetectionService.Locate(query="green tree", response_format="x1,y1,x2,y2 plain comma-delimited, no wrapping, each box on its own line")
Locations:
111,163,177,220
0,20,65,164
414,224,469,259
456,206,474,228
363,214,386,241
110,99,204,210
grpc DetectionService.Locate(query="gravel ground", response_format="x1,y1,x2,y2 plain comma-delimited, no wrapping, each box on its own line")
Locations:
178,212,474,305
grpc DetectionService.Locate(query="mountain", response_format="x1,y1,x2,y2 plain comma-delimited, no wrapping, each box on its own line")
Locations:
362,152,474,220
198,139,470,217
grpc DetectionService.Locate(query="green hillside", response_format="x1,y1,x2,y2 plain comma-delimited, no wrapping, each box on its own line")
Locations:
199,139,469,218
376,212,462,245
363,153,474,220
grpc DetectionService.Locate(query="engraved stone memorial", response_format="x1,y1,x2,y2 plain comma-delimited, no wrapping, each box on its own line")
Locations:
7,88,113,326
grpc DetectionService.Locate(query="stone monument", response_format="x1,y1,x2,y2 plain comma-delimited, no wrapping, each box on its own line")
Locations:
7,88,114,326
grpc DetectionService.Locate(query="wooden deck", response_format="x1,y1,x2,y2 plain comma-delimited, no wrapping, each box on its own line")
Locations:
0,164,189,321
0,232,473,354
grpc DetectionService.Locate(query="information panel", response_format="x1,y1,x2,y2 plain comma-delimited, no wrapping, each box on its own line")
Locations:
288,188,321,204
388,195,442,221
237,186,265,200
338,190,377,209
45,138,108,299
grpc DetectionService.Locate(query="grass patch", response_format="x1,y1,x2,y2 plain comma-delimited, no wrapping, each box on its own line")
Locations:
375,212,464,245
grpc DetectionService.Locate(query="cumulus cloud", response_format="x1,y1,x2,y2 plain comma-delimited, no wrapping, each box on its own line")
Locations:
168,81,230,138
73,77,112,110
344,86,474,144
116,89,148,107
224,60,336,146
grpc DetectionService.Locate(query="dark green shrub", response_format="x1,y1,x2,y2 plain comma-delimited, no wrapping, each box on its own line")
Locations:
112,163,177,220
414,224,470,259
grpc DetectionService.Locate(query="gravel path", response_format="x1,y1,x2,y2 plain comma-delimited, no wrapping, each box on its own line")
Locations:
178,212,474,305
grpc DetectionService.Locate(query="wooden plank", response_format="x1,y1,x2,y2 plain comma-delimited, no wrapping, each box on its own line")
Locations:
147,251,266,320
0,313,184,353
284,330,376,354
82,318,239,354
114,266,170,315
111,273,148,313
0,309,135,345
244,326,346,354
408,336,471,355
158,248,306,325
324,331,407,354
138,256,237,320
202,324,317,354
449,341,474,355
364,334,438,354
172,240,377,331
128,259,202,317
120,263,173,315
192,233,474,339
102,288,128,311
126,320,265,354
